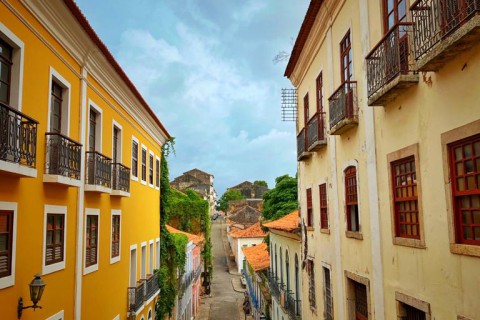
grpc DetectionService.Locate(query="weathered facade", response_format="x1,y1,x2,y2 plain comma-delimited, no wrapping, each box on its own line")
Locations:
171,168,216,214
228,181,269,199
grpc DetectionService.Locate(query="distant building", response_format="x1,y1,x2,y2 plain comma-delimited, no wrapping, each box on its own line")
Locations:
171,168,216,213
228,199,264,213
228,222,267,273
228,181,269,199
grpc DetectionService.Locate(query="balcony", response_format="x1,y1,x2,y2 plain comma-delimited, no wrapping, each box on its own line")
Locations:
145,271,160,301
44,133,82,187
0,102,38,177
85,151,112,193
366,23,419,106
112,163,130,197
306,112,327,151
179,270,194,296
328,81,358,135
285,291,301,320
411,0,480,71
128,280,145,315
267,271,280,301
243,269,259,310
296,128,312,161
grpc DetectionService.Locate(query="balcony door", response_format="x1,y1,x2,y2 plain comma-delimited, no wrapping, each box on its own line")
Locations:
89,110,97,152
50,82,62,134
0,39,12,105
383,0,409,73
440,0,476,36
113,126,119,164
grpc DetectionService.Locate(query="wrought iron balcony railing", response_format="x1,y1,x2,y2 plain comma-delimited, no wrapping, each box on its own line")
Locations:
411,0,480,69
145,270,159,301
243,270,259,310
296,128,311,161
85,151,112,188
285,291,302,320
112,163,130,192
306,112,326,151
366,23,417,104
179,270,194,295
45,133,82,180
0,102,38,168
128,280,146,313
267,271,280,300
328,81,358,134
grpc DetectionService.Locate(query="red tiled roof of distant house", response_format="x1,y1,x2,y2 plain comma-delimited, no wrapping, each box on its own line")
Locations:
228,222,267,239
242,243,270,271
166,225,204,245
263,210,300,232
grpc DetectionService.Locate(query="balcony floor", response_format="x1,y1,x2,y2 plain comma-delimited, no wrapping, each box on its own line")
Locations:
417,14,480,71
297,151,312,161
85,184,112,193
368,74,419,106
307,139,327,152
329,119,358,135
43,174,81,187
0,160,37,178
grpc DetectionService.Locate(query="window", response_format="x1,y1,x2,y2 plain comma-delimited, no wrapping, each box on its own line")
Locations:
149,152,154,187
345,166,359,232
0,210,13,278
274,244,277,277
294,254,300,306
155,238,160,269
50,82,62,133
285,251,290,292
353,281,368,320
340,31,353,83
113,126,120,164
448,134,480,245
85,213,99,270
316,73,323,113
279,248,283,284
111,213,120,261
320,183,328,230
48,68,71,136
141,242,146,279
383,0,407,31
45,214,64,265
129,245,137,287
391,156,420,239
304,93,309,127
149,241,154,274
307,259,316,309
141,146,147,184
0,39,12,105
323,267,333,320
89,110,97,152
398,303,426,320
155,157,160,189
132,137,138,179
395,292,430,320
0,25,24,110
306,188,313,227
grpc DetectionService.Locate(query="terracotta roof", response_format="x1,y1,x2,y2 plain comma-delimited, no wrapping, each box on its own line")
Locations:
263,210,300,232
63,0,170,139
284,0,324,78
166,225,204,245
228,222,267,239
242,243,270,272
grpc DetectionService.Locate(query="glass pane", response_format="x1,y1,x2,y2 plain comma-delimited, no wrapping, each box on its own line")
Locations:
462,211,471,224
473,211,480,224
56,215,63,227
388,0,394,11
456,162,465,175
457,178,465,191
475,227,480,240
0,61,9,82
465,144,472,158
412,213,417,223
0,82,8,103
55,230,62,244
400,225,406,234
461,196,470,208
412,225,418,236
388,14,395,28
455,147,463,160
467,175,475,190
406,225,412,235
473,195,480,208
464,227,472,239
474,141,480,156
465,160,474,174
398,0,406,19
406,213,411,222
46,231,53,245
0,234,7,250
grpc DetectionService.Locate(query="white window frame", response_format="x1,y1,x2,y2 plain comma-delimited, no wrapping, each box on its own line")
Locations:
88,100,103,152
131,136,139,181
129,244,138,287
84,208,100,275
0,201,17,289
149,239,154,275
141,241,147,279
0,22,24,110
45,310,64,320
112,120,123,163
148,150,154,188
47,67,71,136
110,209,121,264
155,238,160,269
155,155,160,190
42,205,67,275
141,144,147,185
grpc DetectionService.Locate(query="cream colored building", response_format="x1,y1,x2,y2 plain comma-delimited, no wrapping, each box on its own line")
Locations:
285,0,480,319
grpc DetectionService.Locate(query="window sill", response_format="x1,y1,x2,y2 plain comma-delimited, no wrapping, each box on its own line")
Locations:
320,228,330,235
83,263,99,275
306,226,314,232
110,255,120,265
393,237,426,249
450,243,480,258
42,260,65,275
345,231,363,240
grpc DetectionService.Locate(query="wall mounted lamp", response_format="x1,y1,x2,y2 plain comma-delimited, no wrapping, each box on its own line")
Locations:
17,274,46,319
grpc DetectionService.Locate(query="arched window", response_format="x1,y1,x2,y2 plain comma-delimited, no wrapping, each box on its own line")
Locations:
280,248,283,285
345,166,359,232
286,250,290,293
274,244,278,278
295,254,300,303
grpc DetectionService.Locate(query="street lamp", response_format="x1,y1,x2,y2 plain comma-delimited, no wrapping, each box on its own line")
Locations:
17,274,46,319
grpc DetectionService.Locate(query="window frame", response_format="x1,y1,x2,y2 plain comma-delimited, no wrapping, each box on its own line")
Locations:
87,100,103,153
149,240,154,275
155,156,160,190
141,144,147,185
306,188,313,228
155,238,160,269
395,291,431,320
47,67,71,136
84,208,100,275
387,144,426,248
110,210,121,264
323,265,333,320
303,93,310,128
345,166,360,235
149,150,154,188
141,242,147,279
43,205,67,275
319,182,329,231
112,120,122,164
340,30,353,83
0,202,17,289
345,271,371,320
131,136,139,181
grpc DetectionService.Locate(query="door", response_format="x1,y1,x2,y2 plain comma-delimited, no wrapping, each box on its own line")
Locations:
383,0,409,74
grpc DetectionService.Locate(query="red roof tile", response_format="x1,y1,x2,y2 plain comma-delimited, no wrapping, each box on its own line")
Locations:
228,222,267,239
166,225,204,245
263,210,300,232
242,243,270,271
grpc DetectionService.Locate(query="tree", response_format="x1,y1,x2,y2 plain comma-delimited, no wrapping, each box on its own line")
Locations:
262,174,298,221
253,180,268,188
216,189,245,212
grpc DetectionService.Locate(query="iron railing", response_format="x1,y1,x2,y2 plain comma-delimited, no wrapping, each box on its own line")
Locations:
267,271,280,300
328,81,358,130
306,112,326,150
285,291,302,320
0,102,38,168
112,163,130,192
411,0,480,60
128,280,146,313
45,133,82,179
179,270,194,294
145,271,159,300
194,264,202,281
243,270,259,310
296,128,307,159
85,151,111,188
366,22,414,98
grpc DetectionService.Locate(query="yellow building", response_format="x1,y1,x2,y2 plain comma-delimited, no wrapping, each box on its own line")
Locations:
286,0,480,319
0,1,169,319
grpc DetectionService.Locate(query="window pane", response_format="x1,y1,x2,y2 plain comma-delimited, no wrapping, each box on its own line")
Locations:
46,231,53,245
0,234,7,250
467,175,475,190
474,141,480,156
475,227,480,240
462,211,471,224
0,82,8,103
398,0,406,19
0,61,9,82
464,227,472,239
457,178,465,191
455,147,463,160
55,230,62,244
473,211,480,224
456,162,464,175
465,144,472,158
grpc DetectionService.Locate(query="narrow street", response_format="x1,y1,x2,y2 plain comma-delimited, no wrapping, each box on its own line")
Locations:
198,219,244,320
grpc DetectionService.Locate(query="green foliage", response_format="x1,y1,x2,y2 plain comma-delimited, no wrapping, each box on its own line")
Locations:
216,189,245,212
253,180,268,188
262,174,298,221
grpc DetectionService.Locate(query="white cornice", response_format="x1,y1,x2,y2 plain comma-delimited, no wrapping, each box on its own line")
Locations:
18,0,168,146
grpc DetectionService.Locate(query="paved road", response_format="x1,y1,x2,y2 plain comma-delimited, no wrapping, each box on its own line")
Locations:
198,220,243,320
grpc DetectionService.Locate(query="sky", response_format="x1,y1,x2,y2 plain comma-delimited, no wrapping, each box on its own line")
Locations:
74,0,309,196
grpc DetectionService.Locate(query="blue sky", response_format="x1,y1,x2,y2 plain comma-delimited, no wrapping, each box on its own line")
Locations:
75,0,309,196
